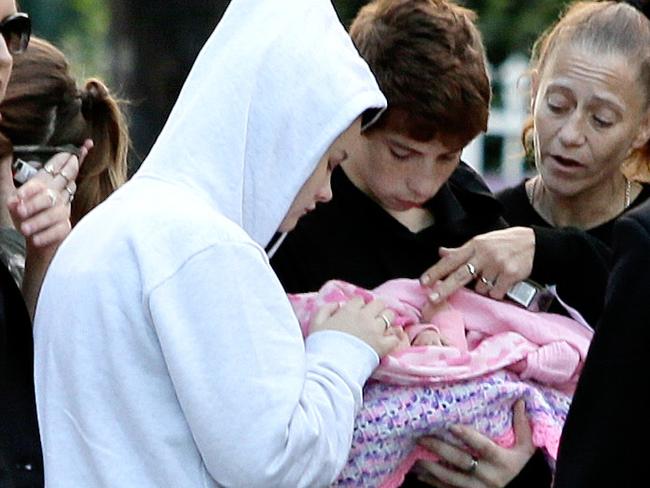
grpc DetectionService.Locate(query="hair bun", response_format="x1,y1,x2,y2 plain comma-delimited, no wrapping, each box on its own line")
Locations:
81,79,109,119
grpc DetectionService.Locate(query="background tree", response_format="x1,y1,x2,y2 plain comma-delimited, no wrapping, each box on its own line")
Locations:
19,0,570,165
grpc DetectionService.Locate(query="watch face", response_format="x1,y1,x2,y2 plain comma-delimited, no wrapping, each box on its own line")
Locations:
506,281,538,308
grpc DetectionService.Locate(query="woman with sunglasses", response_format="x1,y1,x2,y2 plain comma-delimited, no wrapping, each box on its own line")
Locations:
0,2,89,487
0,36,129,289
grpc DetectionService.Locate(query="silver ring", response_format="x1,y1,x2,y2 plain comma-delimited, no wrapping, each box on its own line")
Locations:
466,262,478,279
479,276,495,289
45,188,57,207
56,170,71,186
65,185,75,203
379,313,391,330
44,163,56,177
464,457,479,474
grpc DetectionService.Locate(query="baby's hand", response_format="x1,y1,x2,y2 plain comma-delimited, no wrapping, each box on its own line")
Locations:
421,298,451,323
411,328,443,347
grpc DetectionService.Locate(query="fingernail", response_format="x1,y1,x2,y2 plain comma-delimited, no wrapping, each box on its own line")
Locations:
22,223,31,236
420,275,430,286
429,292,440,302
450,425,463,435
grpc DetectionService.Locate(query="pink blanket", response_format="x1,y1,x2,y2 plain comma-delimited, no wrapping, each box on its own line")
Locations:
288,279,593,488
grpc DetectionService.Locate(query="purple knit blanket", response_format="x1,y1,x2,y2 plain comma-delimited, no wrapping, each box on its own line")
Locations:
334,370,569,487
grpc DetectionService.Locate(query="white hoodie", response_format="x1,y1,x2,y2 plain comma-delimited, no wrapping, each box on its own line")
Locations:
33,0,386,486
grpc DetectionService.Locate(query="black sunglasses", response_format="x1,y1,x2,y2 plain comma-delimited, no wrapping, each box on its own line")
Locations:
0,12,31,55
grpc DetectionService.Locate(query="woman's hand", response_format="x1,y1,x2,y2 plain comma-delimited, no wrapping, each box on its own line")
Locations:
420,228,535,304
310,297,402,358
5,140,92,318
7,141,92,249
413,400,535,488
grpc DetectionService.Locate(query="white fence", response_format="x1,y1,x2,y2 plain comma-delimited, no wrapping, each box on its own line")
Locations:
462,55,531,190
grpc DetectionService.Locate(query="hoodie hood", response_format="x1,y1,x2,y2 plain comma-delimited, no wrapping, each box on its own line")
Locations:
135,0,386,247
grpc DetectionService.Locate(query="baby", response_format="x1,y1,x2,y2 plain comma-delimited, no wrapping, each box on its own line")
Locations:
288,279,593,487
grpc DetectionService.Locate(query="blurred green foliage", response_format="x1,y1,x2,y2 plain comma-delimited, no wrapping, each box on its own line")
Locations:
333,0,568,64
19,0,110,80
20,0,569,80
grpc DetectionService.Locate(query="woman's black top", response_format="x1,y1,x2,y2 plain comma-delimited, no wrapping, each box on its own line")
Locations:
0,264,43,488
497,180,650,325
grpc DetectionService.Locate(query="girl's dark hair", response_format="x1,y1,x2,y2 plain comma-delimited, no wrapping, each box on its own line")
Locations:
0,37,129,224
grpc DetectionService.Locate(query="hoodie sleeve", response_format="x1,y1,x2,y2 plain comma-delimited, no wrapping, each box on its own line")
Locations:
147,240,378,487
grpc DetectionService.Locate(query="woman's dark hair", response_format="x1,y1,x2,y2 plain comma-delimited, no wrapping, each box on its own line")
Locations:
0,36,129,224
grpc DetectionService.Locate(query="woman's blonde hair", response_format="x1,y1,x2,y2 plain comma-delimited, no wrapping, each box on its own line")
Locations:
522,1,650,180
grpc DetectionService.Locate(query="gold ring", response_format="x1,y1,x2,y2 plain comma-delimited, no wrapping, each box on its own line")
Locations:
466,262,478,279
479,276,495,289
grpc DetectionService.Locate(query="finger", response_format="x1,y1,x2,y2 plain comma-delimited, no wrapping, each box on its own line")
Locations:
419,437,474,470
44,151,77,175
420,244,474,288
19,205,69,238
341,296,365,311
438,246,452,257
62,181,77,206
362,298,386,318
15,188,59,221
414,458,473,488
414,462,456,488
488,275,513,301
311,302,340,328
428,264,475,303
15,178,48,202
381,331,404,352
58,153,81,180
29,220,71,248
77,138,94,165
512,400,534,450
474,272,498,296
449,425,497,460
389,326,409,342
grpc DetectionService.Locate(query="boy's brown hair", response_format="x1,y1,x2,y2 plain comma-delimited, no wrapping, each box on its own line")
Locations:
350,0,491,149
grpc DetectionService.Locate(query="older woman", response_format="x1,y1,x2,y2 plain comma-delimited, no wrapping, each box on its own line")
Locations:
417,1,650,487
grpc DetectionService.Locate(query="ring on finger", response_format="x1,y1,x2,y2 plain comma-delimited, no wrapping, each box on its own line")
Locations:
44,163,56,177
466,262,478,279
464,456,479,474
479,275,495,289
56,170,71,186
379,312,392,331
45,188,57,207
65,184,75,203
